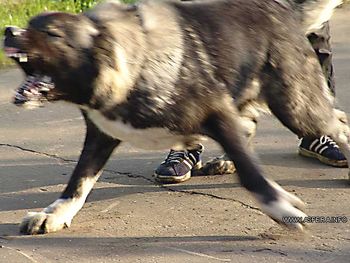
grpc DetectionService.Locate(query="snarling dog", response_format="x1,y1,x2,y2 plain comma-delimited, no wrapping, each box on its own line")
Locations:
4,0,349,234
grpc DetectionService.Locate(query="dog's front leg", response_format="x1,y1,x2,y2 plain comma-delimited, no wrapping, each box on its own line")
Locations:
20,113,120,235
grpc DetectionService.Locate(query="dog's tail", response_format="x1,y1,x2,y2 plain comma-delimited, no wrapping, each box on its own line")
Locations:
299,0,343,34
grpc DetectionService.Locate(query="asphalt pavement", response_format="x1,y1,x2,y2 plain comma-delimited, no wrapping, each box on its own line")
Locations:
0,6,349,263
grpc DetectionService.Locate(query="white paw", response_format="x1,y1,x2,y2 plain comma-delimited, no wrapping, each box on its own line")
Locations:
257,180,307,231
19,198,85,235
20,211,71,235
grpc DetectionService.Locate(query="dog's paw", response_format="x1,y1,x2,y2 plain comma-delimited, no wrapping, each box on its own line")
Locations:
201,154,236,175
20,211,71,235
19,198,81,235
258,180,307,231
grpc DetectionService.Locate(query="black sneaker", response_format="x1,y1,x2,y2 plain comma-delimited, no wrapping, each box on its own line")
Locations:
299,136,348,167
154,145,203,183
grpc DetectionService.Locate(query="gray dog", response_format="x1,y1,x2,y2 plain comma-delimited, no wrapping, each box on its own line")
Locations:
3,0,348,234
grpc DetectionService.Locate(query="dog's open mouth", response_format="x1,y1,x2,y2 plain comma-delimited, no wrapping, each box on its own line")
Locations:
4,47,55,108
4,47,28,62
15,74,54,107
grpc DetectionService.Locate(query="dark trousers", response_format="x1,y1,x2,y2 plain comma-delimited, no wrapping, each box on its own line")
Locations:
307,22,335,95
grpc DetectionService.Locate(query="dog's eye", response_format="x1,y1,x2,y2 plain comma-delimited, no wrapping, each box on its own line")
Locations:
43,29,62,38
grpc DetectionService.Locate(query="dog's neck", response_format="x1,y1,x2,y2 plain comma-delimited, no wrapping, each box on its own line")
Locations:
85,0,185,111
84,3,147,109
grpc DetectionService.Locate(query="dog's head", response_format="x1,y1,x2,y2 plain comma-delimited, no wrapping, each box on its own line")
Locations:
3,12,100,108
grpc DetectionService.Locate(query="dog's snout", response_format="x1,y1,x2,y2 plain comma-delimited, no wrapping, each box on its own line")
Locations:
5,26,25,37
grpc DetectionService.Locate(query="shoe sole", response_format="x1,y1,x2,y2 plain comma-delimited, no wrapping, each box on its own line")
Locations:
154,161,203,184
298,147,348,168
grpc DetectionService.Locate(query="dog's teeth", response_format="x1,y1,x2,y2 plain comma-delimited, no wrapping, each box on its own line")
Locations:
38,82,52,91
19,55,28,63
39,86,51,92
30,89,40,95
6,53,14,58
23,90,33,97
6,52,28,61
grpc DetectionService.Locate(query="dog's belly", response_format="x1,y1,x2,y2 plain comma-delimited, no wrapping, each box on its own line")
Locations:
86,109,189,150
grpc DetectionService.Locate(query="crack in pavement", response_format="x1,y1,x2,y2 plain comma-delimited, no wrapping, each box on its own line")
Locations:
104,169,262,212
0,143,261,212
0,143,76,163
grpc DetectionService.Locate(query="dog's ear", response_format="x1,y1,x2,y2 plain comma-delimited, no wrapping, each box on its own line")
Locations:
75,15,100,49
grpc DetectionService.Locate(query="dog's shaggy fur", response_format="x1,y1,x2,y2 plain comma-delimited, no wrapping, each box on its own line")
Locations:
3,0,348,234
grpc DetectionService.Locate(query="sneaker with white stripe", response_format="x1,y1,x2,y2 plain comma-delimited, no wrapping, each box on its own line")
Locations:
298,136,348,167
154,145,203,183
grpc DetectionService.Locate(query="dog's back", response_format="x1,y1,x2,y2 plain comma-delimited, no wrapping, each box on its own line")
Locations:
172,0,300,94
164,0,337,138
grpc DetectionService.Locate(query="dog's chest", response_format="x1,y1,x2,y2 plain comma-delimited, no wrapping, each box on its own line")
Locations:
86,109,186,150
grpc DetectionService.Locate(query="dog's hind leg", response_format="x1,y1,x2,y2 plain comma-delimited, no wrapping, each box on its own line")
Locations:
266,86,350,180
201,105,307,230
19,111,120,235
261,38,350,179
